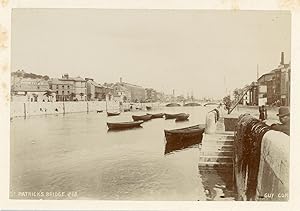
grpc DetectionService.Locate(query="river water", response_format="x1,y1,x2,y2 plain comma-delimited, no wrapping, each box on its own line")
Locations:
10,106,234,200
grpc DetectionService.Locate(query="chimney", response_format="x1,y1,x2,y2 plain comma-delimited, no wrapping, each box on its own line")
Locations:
280,52,284,65
120,77,123,83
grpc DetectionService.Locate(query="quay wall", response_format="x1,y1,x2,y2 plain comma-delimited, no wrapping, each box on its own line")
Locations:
256,131,289,201
234,127,289,201
10,101,161,118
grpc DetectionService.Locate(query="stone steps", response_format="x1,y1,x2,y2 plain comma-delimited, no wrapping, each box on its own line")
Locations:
199,155,233,163
199,168,233,174
199,131,234,170
200,150,234,156
198,161,233,169
201,145,234,151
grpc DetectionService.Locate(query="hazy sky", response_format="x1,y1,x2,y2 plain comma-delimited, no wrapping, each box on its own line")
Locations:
11,9,291,99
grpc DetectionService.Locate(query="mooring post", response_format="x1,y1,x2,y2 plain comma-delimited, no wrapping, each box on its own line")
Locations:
63,101,65,115
24,102,27,118
205,112,217,134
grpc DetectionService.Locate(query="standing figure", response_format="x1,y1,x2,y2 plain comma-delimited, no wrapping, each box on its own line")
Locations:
270,106,290,136
259,105,267,121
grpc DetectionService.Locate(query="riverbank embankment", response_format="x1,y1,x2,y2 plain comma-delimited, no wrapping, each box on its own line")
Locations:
10,101,161,118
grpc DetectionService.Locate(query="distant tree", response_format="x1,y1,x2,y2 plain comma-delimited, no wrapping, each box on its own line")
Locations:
223,95,232,114
42,75,50,80
43,90,53,102
233,88,243,102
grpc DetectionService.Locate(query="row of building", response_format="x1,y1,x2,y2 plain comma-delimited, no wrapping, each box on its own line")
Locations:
241,52,290,106
11,72,165,103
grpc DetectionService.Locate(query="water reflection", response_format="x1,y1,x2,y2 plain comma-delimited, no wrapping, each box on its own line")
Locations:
164,136,202,155
199,168,236,200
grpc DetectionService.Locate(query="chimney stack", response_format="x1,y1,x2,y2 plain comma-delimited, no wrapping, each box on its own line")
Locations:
120,77,123,83
280,52,284,65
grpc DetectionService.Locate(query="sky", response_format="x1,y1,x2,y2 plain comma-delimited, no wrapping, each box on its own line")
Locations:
11,9,291,99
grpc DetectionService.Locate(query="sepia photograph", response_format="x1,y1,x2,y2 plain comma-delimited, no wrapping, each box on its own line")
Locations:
7,8,291,203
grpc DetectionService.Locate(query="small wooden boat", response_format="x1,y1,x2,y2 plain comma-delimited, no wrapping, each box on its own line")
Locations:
164,133,203,154
147,113,164,119
183,102,201,107
107,120,143,130
107,111,121,117
165,103,181,107
124,108,131,112
164,125,205,143
175,113,190,121
132,114,152,121
165,113,184,119
146,106,152,110
97,110,103,113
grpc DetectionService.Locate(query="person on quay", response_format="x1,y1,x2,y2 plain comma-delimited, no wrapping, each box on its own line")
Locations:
259,105,267,121
270,106,290,136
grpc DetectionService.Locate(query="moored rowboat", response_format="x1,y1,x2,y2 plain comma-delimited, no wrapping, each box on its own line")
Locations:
107,112,121,117
147,113,164,119
164,133,203,154
164,125,205,142
107,120,143,130
132,114,152,121
165,103,181,107
165,113,184,119
175,113,190,121
183,102,201,107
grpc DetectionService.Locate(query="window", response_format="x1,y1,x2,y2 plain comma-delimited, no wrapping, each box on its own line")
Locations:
62,85,64,89
67,91,70,94
56,91,58,94
62,91,64,95
57,85,59,89
67,85,70,89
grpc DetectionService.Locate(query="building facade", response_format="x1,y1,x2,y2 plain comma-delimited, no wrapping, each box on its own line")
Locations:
113,83,131,102
95,85,114,101
257,53,290,106
50,74,87,101
11,77,56,102
113,78,145,102
49,78,74,101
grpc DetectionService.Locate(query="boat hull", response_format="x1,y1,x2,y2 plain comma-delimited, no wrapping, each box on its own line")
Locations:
147,113,164,118
164,125,205,145
165,103,181,107
175,114,190,121
165,113,183,119
107,120,143,130
107,112,120,117
132,114,152,121
164,134,203,154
